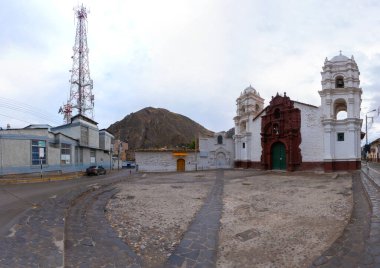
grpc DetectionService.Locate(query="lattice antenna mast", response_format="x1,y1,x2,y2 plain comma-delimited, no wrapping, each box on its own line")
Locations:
60,4,94,123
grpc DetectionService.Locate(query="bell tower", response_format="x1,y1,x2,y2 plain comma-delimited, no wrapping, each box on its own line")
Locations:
233,85,264,167
319,52,362,171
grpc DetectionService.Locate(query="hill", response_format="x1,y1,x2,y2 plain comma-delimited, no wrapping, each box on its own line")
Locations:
107,107,214,149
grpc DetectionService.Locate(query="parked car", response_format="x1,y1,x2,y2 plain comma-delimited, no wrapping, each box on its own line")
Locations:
86,165,107,176
122,161,136,169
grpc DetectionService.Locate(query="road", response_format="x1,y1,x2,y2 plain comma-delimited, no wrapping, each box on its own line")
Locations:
0,169,133,237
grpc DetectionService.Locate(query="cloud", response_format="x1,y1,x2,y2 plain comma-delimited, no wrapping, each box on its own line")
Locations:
0,0,380,135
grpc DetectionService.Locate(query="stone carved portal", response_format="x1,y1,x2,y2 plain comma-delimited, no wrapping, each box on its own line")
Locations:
261,93,302,171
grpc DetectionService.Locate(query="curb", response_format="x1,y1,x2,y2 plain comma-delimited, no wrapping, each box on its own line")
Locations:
0,173,84,185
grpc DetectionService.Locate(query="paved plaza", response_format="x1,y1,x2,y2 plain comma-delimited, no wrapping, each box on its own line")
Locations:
0,165,380,267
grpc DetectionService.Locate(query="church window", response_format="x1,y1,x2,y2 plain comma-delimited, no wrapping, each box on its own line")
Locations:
256,104,260,111
337,133,345,141
217,135,223,144
242,142,245,148
335,76,344,88
274,108,281,119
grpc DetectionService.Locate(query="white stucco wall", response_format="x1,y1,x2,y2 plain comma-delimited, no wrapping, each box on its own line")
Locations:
199,134,235,169
135,151,197,172
250,116,262,162
295,103,324,162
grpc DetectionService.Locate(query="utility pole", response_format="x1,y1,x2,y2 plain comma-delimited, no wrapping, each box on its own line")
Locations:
194,135,198,171
365,109,376,161
59,5,94,123
117,141,123,170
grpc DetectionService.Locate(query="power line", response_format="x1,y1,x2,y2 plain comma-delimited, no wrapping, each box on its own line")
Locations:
0,112,33,125
0,97,61,125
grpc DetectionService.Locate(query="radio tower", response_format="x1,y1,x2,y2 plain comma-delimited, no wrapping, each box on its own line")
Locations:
59,4,94,123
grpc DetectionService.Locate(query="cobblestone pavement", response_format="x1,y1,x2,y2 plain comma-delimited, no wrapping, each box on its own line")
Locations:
361,163,380,268
64,186,142,267
0,174,128,267
310,171,371,268
3,168,380,267
165,170,224,268
310,163,380,268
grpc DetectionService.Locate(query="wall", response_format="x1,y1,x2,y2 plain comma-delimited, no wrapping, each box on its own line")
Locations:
135,151,197,172
250,116,262,162
199,134,234,169
295,103,324,162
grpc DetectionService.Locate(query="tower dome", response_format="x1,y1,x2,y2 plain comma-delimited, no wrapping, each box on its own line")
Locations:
321,51,360,90
243,84,256,94
330,52,349,62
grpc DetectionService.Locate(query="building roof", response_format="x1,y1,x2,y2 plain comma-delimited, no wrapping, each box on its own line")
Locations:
24,124,53,129
71,114,98,125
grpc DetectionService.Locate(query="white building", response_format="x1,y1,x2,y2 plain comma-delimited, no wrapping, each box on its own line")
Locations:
198,132,234,169
234,52,363,172
135,150,198,172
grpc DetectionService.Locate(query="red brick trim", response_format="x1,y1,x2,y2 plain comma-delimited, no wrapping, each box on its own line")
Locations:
323,161,361,172
235,160,361,172
234,161,261,169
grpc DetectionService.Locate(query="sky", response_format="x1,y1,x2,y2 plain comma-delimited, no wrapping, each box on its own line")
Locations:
0,0,380,143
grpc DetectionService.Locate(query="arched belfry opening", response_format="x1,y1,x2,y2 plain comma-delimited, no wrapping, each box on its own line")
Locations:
335,76,345,88
334,98,347,120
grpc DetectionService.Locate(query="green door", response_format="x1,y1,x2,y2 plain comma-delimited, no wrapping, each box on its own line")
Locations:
272,142,286,170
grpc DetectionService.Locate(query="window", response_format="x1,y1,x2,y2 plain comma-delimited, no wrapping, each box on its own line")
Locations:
31,140,46,165
217,135,223,144
335,76,344,88
337,133,344,141
61,144,71,165
81,126,89,146
256,104,260,111
274,108,281,119
242,142,246,149
90,149,96,163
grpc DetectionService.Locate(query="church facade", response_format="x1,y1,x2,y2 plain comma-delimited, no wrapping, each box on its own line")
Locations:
234,53,363,172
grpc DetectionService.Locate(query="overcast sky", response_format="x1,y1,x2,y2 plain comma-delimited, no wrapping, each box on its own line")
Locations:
0,0,379,143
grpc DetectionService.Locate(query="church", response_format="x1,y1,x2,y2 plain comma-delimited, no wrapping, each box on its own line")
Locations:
233,52,363,172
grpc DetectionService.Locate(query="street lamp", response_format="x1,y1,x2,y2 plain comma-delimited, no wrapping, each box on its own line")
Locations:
365,109,376,160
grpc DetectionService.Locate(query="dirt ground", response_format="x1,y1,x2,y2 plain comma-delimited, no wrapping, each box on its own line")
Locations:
106,170,352,268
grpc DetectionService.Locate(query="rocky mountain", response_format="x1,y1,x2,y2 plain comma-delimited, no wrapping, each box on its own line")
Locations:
107,107,214,150
226,127,235,138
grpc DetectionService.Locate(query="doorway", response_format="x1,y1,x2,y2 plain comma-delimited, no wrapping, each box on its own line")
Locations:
177,159,185,172
271,142,286,170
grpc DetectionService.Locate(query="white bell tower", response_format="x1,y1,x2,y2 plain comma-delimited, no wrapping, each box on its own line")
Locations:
233,85,264,167
318,52,362,170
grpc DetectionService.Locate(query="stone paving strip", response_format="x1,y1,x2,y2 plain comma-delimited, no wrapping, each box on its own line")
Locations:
360,167,380,267
309,171,371,268
64,186,142,267
165,170,224,268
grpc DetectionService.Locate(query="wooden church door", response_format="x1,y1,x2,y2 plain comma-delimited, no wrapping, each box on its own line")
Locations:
272,142,286,170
